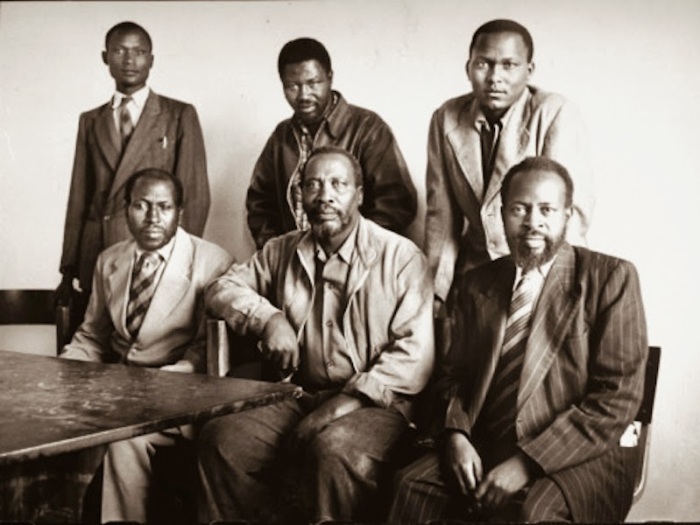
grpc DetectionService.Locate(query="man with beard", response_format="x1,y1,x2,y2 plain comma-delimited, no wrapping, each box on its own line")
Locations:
60,168,231,522
388,157,648,523
199,146,434,524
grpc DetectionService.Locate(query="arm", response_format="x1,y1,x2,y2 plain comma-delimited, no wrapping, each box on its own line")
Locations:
357,117,417,234
519,259,648,473
341,248,435,408
176,104,210,236
423,110,464,303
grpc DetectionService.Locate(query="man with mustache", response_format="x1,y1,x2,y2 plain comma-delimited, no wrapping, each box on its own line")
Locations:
246,37,417,249
60,168,231,523
425,19,594,354
57,21,210,327
389,157,647,523
199,146,434,524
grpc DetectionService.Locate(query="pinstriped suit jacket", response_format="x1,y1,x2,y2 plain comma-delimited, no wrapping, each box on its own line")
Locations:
441,243,648,521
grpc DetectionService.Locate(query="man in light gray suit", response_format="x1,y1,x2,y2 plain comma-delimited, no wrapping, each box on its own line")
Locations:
389,157,647,523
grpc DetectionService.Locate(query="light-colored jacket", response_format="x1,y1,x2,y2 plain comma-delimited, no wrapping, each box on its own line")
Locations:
424,86,594,302
206,217,434,416
61,228,232,371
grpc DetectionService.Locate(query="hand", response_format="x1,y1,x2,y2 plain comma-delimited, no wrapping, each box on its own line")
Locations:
55,274,76,307
443,431,483,495
475,452,534,511
260,313,300,375
433,296,446,318
160,361,195,374
288,393,364,453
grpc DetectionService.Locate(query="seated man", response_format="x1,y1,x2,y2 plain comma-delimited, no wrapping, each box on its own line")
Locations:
60,168,232,523
199,146,434,524
388,157,648,523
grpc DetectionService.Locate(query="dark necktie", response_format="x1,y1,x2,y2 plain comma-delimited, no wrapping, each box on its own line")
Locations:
480,120,501,192
119,96,134,149
480,271,541,441
125,252,162,339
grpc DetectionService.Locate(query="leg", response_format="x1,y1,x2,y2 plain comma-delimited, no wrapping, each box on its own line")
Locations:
519,477,572,522
307,406,408,523
101,431,177,523
196,398,304,522
387,451,457,525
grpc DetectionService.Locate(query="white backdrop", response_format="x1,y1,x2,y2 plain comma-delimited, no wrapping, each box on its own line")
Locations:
1,0,699,520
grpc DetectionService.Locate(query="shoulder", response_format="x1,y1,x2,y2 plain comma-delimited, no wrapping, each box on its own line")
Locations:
79,102,110,121
362,219,426,266
433,93,475,118
573,246,638,278
187,234,232,264
525,85,575,115
150,93,198,115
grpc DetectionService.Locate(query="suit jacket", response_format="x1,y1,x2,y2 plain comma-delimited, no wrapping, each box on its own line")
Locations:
424,86,594,302
441,244,648,521
60,91,211,291
61,228,232,371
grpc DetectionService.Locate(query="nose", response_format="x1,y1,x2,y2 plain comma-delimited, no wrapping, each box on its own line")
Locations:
523,207,543,228
145,205,159,222
315,181,335,202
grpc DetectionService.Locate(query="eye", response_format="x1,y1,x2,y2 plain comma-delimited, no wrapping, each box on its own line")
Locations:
502,61,518,70
158,203,174,213
509,204,526,216
540,206,555,216
302,180,321,192
330,179,349,192
131,201,148,212
473,60,489,69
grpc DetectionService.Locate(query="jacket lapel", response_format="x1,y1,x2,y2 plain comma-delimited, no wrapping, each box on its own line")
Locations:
105,241,136,338
95,102,121,172
446,101,486,201
137,228,192,341
518,244,580,408
108,91,162,202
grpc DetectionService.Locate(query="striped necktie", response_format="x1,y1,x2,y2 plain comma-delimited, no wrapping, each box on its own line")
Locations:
119,96,134,149
480,271,541,441
125,252,162,339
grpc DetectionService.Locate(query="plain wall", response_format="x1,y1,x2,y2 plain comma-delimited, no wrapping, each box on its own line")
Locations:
1,0,698,520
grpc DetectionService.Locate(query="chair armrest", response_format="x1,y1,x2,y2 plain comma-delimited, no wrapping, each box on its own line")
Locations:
206,318,231,378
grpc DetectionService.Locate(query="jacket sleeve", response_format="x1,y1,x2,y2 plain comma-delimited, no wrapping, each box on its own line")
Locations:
176,104,210,237
60,114,90,277
343,248,435,408
246,132,286,249
205,240,284,336
424,109,464,302
542,99,594,245
357,117,417,235
59,254,114,362
519,260,648,473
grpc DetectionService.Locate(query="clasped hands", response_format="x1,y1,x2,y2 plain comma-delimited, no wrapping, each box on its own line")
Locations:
444,431,534,513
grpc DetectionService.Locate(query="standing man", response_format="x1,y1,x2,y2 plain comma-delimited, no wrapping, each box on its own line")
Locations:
200,147,433,523
58,21,210,312
246,37,417,249
425,19,593,327
389,157,647,523
61,169,231,523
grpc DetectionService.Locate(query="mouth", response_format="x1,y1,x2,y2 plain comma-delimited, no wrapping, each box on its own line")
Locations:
310,207,339,221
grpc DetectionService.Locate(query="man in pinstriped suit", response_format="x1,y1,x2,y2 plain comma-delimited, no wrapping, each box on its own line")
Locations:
388,156,648,523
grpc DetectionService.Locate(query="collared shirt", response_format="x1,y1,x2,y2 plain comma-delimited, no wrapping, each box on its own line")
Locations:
131,234,176,298
513,255,557,311
111,85,150,132
300,221,359,390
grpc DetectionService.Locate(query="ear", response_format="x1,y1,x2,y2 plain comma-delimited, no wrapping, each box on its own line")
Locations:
101,51,108,65
526,60,535,79
149,53,154,70
177,209,184,226
356,185,364,207
465,60,472,82
327,69,334,85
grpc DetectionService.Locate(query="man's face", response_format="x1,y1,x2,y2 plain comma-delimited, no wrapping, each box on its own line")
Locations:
102,29,153,95
302,153,363,247
466,31,533,119
281,60,333,126
127,177,181,251
502,169,571,272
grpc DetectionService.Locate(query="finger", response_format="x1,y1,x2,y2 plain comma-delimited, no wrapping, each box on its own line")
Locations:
451,464,469,495
290,346,300,370
464,462,477,491
473,455,483,484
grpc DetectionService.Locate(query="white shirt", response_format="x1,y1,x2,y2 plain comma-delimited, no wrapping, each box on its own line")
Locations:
111,85,150,132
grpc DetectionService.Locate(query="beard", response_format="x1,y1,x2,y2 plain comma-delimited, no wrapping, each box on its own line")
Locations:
306,205,352,241
510,228,567,273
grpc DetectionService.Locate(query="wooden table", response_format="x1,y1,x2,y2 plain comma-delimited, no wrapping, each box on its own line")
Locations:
0,350,302,522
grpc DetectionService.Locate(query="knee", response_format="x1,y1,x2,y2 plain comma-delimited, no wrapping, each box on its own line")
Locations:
309,424,357,467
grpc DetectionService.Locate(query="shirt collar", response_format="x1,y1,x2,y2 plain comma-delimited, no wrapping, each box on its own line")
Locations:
514,253,556,290
134,232,176,264
315,219,359,265
112,85,150,109
294,90,340,136
472,86,530,132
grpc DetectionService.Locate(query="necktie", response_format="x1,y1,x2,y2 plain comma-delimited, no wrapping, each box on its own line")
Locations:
480,271,541,441
119,96,134,149
125,252,162,339
480,120,501,192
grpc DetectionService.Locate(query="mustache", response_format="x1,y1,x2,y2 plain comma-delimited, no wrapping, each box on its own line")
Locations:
307,204,341,216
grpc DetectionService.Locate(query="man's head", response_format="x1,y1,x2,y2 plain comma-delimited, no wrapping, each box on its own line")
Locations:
102,21,154,95
125,169,183,251
278,38,333,127
501,157,573,272
301,147,363,251
466,19,534,120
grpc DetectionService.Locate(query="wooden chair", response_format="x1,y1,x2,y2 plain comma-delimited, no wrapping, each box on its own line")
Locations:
632,345,661,503
0,289,71,354
206,318,276,380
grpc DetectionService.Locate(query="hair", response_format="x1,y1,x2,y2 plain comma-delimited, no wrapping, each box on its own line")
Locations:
105,21,152,51
302,146,363,187
124,168,183,207
277,37,332,77
501,156,573,207
469,19,534,62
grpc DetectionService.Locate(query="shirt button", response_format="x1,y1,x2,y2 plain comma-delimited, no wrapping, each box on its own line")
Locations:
326,361,334,368
325,320,333,327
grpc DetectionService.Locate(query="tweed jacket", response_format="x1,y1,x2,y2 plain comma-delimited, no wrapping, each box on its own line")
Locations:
206,217,434,417
60,91,210,290
246,92,417,248
441,244,648,521
424,86,594,302
61,228,232,371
